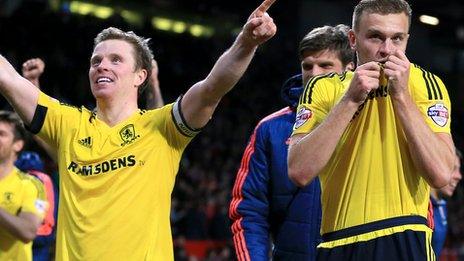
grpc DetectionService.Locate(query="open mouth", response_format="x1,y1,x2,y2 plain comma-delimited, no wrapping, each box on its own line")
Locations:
95,77,113,84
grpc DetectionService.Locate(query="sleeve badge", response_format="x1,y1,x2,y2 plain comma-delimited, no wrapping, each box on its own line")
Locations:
427,103,449,127
294,106,312,129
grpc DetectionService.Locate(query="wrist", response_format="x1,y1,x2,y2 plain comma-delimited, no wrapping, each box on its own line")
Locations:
31,79,40,89
234,33,259,54
389,89,410,105
340,95,363,113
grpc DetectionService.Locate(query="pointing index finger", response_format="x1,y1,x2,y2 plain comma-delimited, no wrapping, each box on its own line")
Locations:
256,0,276,14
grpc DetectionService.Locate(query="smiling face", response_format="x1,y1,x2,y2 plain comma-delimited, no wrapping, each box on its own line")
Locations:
89,39,147,101
349,12,409,65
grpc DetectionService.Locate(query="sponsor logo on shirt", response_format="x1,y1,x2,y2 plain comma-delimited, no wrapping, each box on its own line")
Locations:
67,155,137,176
294,106,312,129
427,103,449,127
78,136,92,148
120,124,140,146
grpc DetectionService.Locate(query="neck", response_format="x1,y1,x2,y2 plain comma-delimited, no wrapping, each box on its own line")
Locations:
430,189,441,200
0,158,15,180
95,99,138,127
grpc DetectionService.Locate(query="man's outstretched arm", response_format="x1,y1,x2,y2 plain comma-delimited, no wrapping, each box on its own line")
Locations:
0,55,40,125
181,0,277,130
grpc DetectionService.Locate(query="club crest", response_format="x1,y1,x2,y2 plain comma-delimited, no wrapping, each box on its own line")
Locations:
119,124,140,146
3,192,13,205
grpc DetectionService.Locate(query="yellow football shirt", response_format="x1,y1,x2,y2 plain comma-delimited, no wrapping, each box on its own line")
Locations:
0,167,47,261
292,65,451,244
32,92,197,260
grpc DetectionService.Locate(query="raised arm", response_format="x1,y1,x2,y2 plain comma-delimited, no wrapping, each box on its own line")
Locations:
21,58,57,162
0,55,39,125
386,50,455,188
22,58,45,89
181,0,277,129
145,59,164,109
288,62,381,186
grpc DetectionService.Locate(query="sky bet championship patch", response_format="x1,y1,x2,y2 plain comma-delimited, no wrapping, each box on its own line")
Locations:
427,103,449,127
294,106,312,129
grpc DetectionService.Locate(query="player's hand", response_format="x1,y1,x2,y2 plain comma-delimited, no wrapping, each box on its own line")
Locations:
345,61,381,104
239,0,277,47
22,58,45,88
383,49,410,99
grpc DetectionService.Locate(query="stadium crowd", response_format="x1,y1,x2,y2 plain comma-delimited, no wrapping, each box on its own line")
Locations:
0,1,463,260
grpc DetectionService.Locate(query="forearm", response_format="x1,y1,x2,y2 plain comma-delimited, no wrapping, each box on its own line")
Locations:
28,78,40,88
0,208,37,243
0,55,39,124
392,94,454,188
288,97,360,186
181,34,258,129
201,33,258,103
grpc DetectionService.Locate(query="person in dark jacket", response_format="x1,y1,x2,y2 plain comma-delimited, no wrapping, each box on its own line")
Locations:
431,149,462,258
229,24,354,261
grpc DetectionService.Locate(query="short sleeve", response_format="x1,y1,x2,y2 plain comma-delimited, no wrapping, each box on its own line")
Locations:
410,66,451,134
30,91,82,148
292,73,340,136
21,177,48,220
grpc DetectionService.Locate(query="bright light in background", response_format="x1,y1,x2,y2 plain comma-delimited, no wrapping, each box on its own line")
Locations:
172,22,187,34
121,10,143,26
189,24,214,38
67,1,217,37
152,17,172,31
70,1,93,15
69,1,113,19
94,6,114,19
189,25,204,37
419,15,439,26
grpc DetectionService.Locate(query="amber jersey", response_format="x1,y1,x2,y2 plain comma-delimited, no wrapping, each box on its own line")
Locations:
30,92,197,260
0,167,47,261
292,64,451,244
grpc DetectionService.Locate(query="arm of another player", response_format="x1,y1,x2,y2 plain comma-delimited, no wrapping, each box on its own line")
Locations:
288,62,381,186
385,50,455,188
230,124,272,260
0,55,40,125
0,208,41,243
22,58,57,162
145,59,164,109
22,58,44,89
180,0,277,130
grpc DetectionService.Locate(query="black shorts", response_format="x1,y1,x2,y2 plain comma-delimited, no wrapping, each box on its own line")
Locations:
317,216,435,261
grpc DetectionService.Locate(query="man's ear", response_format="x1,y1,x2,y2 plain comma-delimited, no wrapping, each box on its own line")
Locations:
348,29,357,50
135,69,148,88
13,139,24,155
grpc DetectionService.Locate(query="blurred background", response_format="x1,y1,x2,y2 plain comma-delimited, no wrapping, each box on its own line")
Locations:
0,0,463,260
